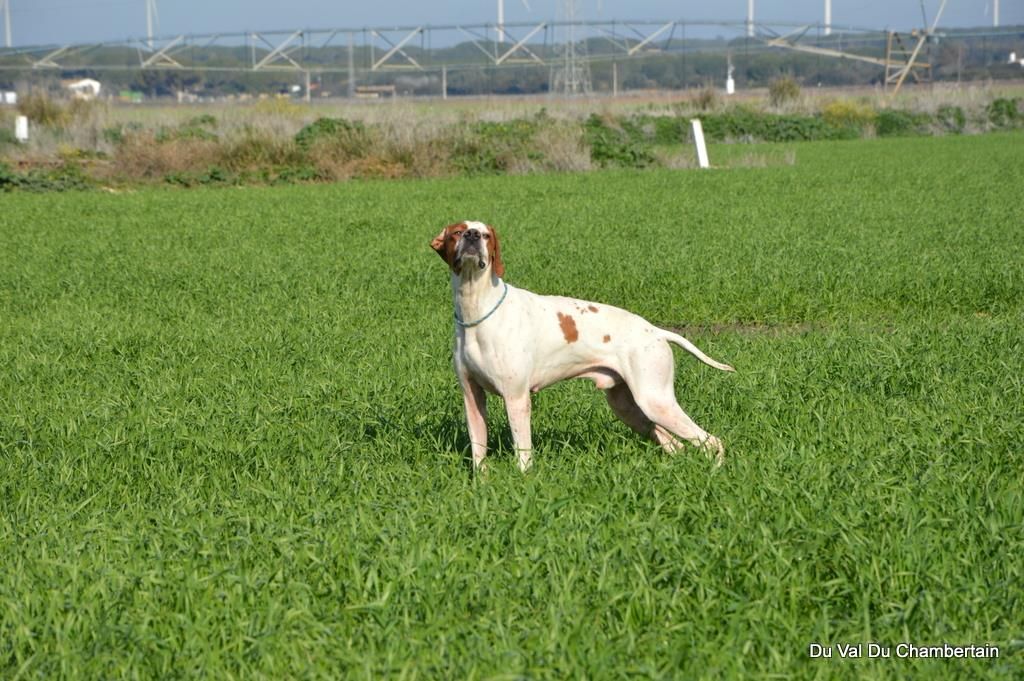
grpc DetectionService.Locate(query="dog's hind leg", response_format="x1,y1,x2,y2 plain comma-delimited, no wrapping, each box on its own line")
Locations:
604,383,685,452
622,344,725,465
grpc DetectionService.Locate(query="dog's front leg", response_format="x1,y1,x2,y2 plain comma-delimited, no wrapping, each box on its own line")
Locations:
504,394,533,472
461,377,489,472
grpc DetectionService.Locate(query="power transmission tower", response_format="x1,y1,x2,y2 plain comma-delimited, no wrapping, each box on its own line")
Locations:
550,0,591,95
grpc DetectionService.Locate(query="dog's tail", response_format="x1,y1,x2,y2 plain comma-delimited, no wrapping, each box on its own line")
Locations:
659,329,735,372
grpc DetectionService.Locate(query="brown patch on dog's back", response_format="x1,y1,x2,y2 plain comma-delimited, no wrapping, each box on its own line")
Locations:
588,305,599,313
603,334,611,343
557,312,579,343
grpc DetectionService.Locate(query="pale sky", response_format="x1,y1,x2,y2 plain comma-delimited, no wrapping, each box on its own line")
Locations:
9,0,1022,47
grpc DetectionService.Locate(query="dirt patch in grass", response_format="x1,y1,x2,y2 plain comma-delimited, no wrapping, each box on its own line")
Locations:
666,322,824,336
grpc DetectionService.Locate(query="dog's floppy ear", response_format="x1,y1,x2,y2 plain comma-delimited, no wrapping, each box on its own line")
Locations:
431,223,463,271
487,225,505,278
430,227,450,264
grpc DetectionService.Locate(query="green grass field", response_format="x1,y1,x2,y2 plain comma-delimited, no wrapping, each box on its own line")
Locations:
1,132,1022,679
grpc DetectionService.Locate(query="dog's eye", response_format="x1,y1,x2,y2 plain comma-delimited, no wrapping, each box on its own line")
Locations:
483,234,490,240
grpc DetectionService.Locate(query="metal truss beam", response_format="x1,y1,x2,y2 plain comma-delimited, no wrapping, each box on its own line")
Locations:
32,44,74,69
496,23,546,65
457,26,497,62
371,27,423,71
592,26,630,53
627,22,674,56
764,28,889,67
140,35,186,68
1,19,950,81
253,30,304,71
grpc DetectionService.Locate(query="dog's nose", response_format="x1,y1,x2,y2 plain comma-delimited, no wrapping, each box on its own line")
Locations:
464,229,480,242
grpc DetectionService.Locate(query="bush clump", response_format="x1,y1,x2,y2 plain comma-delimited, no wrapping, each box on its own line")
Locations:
0,162,92,192
583,114,655,168
986,98,1021,128
450,119,542,175
822,100,877,135
875,109,931,137
694,85,719,112
699,108,848,142
294,117,371,157
768,76,801,107
17,93,68,127
935,105,966,134
0,127,18,148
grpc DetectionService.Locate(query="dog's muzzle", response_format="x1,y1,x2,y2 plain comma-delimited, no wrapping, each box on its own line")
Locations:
458,229,487,269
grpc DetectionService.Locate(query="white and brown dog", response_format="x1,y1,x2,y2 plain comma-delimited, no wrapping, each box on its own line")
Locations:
432,220,734,472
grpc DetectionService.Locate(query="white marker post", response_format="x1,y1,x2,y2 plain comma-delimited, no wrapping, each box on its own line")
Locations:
690,118,709,169
15,115,28,143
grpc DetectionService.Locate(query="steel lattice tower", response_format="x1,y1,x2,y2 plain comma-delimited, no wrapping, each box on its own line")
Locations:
550,0,592,95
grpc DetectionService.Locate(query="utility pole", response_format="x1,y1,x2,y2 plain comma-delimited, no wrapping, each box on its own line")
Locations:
3,0,13,48
347,32,355,98
746,0,754,38
824,0,832,37
145,0,157,50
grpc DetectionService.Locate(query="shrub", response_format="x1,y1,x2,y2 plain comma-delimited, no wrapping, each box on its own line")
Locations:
450,119,542,175
17,92,68,127
114,132,221,178
0,162,16,189
699,108,848,143
102,122,143,146
219,131,304,171
526,122,591,173
156,124,218,143
986,98,1020,128
66,98,102,123
694,85,719,112
583,114,655,168
0,162,92,192
875,109,931,137
0,126,17,148
187,114,218,128
647,116,689,145
294,117,372,158
822,100,876,134
936,105,966,134
274,165,323,184
768,76,801,107
165,165,236,188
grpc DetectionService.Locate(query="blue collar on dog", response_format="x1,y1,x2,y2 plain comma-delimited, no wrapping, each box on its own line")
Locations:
455,280,509,328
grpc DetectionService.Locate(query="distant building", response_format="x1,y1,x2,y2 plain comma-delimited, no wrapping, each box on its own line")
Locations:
67,78,102,100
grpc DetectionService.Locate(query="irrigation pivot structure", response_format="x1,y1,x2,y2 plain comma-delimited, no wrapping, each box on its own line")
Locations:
1,14,1020,96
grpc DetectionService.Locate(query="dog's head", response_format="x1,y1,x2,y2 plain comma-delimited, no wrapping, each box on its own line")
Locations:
430,221,505,278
